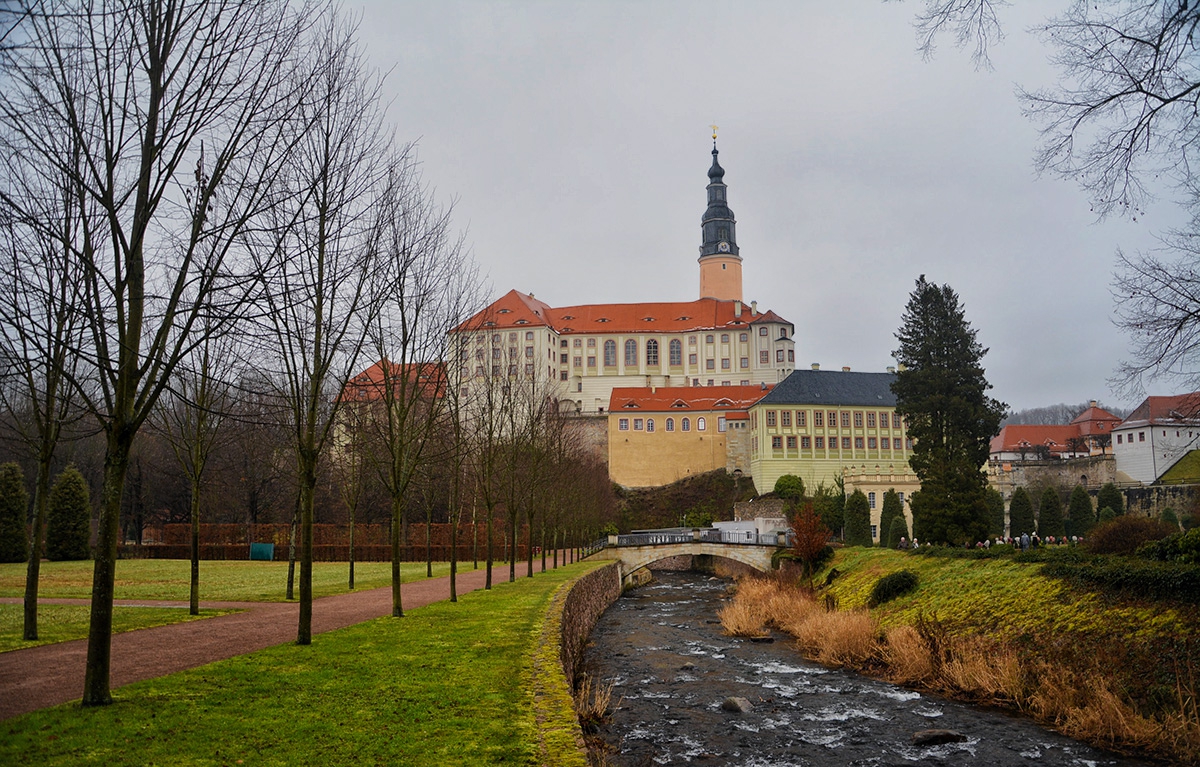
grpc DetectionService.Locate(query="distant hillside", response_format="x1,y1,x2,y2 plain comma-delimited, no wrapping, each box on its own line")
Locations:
614,470,757,532
1002,401,1131,426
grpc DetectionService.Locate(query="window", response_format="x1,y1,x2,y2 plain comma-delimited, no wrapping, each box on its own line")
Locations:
706,359,715,370
814,411,824,428
508,364,517,375
772,436,782,449
573,356,581,367
894,438,902,450
740,333,748,341
740,380,749,385
646,339,659,366
603,340,616,366
587,338,595,347
524,363,533,375
633,418,643,431
697,417,707,431
855,437,864,449
721,358,731,369
869,492,876,509
759,327,768,336
801,436,811,449
721,333,729,343
842,437,851,449
841,412,852,428
646,418,655,433
669,339,682,365
666,418,675,432
898,492,905,505
587,356,596,367
798,411,807,428
893,414,902,429
509,347,518,359
781,411,791,427
559,339,567,348
868,437,877,449
624,339,637,366
689,335,697,345
786,436,797,449
560,371,567,381
1117,434,1123,444
560,353,568,364
905,438,914,450
525,331,534,341
788,350,794,362
492,365,500,376
718,417,727,432
867,413,877,428
525,347,534,358
706,334,715,343
682,417,691,431
854,412,864,428
776,349,784,362
689,353,698,365
1139,431,1145,442
510,333,517,342
767,411,777,427
815,436,824,449
573,338,581,347
492,348,501,360
619,418,629,431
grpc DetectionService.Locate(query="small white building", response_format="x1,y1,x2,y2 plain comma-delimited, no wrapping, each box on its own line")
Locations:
1113,392,1200,484
712,516,787,542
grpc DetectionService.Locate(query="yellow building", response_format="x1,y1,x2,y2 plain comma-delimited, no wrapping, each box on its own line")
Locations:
749,367,920,541
608,386,768,487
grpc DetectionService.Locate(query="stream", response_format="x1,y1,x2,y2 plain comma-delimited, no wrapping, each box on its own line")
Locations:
581,571,1158,767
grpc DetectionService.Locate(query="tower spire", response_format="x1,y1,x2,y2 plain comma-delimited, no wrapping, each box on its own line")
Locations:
697,132,743,301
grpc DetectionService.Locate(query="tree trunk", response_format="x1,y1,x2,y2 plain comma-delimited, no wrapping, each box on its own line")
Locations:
82,432,131,707
286,496,298,601
297,462,316,645
189,478,201,615
485,503,493,590
348,504,355,590
22,456,53,641
390,495,404,617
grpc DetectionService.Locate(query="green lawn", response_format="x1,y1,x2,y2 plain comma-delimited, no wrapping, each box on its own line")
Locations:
0,559,457,602
0,604,236,653
0,561,600,767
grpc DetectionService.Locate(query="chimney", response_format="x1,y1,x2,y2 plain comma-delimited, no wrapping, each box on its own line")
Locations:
811,363,820,371
842,366,851,372
750,300,758,315
651,385,656,394
734,300,742,317
1090,400,1097,408
887,366,895,374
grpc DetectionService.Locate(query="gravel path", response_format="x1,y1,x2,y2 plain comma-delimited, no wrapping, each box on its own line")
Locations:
0,566,498,720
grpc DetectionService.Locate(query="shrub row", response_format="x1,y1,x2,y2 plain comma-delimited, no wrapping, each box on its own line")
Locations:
1039,557,1200,603
868,570,918,607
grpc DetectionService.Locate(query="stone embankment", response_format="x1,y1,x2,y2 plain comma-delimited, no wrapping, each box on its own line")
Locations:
527,562,621,766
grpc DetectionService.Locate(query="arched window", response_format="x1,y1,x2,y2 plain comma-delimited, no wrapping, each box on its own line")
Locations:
681,417,691,432
646,339,659,366
624,339,637,366
666,418,674,432
603,339,616,367
697,417,707,431
646,418,655,433
669,339,682,366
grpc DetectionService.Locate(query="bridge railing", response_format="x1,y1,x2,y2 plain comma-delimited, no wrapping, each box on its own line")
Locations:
582,538,608,558
611,530,788,547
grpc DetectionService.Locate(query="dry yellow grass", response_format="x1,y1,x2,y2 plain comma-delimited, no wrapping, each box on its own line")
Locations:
1062,677,1159,749
938,636,1023,704
881,625,933,684
792,609,878,667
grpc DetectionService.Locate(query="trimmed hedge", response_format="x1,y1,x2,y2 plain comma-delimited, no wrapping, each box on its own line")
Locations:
868,569,919,607
1039,556,1200,603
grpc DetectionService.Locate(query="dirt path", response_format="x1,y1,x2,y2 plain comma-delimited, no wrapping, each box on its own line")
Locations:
0,566,499,720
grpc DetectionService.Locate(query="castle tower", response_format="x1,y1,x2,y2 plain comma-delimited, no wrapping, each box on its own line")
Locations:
698,140,743,301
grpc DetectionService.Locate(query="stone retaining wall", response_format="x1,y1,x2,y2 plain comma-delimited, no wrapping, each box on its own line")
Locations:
558,562,622,688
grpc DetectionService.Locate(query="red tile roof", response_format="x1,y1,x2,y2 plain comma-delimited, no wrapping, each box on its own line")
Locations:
989,424,1083,455
342,360,446,402
1119,392,1200,427
609,385,771,413
457,290,790,335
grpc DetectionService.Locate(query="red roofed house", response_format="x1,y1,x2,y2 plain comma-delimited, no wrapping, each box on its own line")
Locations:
989,401,1122,462
449,143,796,423
1113,392,1200,484
608,385,770,487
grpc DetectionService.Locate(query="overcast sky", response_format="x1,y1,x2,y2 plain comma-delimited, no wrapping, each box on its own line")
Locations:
352,1,1185,413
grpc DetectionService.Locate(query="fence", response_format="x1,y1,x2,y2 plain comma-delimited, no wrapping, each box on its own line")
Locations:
120,522,536,562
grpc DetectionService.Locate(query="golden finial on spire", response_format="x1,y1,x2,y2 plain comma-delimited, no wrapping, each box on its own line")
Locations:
709,123,719,141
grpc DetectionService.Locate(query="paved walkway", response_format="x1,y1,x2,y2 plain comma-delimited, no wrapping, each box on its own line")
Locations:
0,566,498,720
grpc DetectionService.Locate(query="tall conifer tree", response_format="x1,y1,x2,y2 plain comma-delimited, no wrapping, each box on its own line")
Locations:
1008,487,1035,537
1067,485,1094,537
1038,487,1065,537
892,276,1006,545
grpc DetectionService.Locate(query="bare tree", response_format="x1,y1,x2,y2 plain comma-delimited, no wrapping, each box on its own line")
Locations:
361,152,478,617
0,0,314,705
250,9,390,645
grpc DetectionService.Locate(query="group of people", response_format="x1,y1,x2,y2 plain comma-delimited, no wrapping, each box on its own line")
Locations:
894,533,1084,550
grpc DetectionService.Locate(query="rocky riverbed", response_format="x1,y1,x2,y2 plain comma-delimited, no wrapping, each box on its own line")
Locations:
581,571,1157,766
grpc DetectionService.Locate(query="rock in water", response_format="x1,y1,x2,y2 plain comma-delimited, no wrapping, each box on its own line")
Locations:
911,729,967,746
721,696,753,713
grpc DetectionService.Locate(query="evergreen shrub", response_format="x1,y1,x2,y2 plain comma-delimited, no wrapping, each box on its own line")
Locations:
868,569,919,607
1084,515,1176,556
1008,487,1035,537
844,490,872,547
1137,529,1200,565
1096,482,1124,516
47,465,91,561
886,515,909,549
0,463,29,563
1067,485,1094,537
1038,487,1065,537
773,474,806,502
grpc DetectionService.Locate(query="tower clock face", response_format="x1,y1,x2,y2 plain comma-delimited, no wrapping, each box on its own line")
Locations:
717,241,730,253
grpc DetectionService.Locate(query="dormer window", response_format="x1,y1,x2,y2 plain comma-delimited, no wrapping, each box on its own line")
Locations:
515,319,528,325
642,317,656,322
497,308,511,314
483,321,496,327
675,316,691,321
561,314,575,320
596,317,610,323
623,402,640,408
671,400,688,408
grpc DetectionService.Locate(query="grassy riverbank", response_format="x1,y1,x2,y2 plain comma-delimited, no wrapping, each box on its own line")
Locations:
0,605,236,652
721,548,1200,763
2,560,599,766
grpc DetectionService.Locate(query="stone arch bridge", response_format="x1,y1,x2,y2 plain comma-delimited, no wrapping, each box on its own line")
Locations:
584,530,788,586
